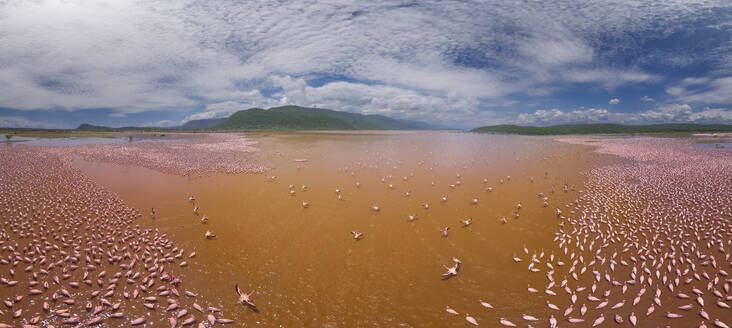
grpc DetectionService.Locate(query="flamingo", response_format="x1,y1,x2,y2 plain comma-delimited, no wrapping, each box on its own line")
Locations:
466,314,478,326
350,231,364,240
234,285,255,308
499,318,516,326
446,306,458,315
441,258,461,278
522,314,538,321
592,314,604,327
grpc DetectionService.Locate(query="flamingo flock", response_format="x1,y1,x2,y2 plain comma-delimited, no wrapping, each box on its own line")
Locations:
57,133,265,176
0,145,236,326
490,137,732,327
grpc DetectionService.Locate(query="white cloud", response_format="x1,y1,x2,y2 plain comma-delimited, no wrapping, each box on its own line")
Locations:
0,0,729,127
667,76,732,104
561,69,660,89
517,108,619,125
141,119,184,128
515,104,731,126
688,107,732,121
641,96,654,102
518,36,595,66
269,76,485,127
0,116,59,129
609,98,620,104
185,90,280,121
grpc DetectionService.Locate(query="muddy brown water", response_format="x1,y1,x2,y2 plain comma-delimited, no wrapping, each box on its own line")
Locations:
73,131,613,327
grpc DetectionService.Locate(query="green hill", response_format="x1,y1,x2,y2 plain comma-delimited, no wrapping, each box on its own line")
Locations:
212,106,437,130
179,118,227,129
470,123,732,135
76,123,119,132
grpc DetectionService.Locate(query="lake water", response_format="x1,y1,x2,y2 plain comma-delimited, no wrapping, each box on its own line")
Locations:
74,131,612,327
693,141,730,150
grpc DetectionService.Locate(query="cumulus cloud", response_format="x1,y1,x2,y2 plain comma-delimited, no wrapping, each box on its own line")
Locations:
185,90,281,121
689,107,732,121
609,98,620,104
269,76,484,127
515,104,731,126
517,108,620,125
641,96,654,102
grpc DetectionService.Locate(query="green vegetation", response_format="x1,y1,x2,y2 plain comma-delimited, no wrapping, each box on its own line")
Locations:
213,106,435,130
179,118,227,129
695,139,731,144
470,124,732,135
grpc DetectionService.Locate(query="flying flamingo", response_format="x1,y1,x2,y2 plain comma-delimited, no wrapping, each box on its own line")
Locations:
441,258,461,279
234,285,255,308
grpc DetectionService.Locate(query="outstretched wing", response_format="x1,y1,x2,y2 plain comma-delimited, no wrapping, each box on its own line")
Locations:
235,284,243,295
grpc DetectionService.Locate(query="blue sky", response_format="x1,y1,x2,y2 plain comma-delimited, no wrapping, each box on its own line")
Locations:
0,0,730,129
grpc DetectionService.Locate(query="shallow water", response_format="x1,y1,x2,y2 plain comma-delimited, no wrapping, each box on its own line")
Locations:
74,131,612,326
9,134,197,147
27,137,132,146
693,142,731,150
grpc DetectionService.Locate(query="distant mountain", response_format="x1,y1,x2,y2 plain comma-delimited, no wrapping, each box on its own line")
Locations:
76,123,118,132
179,118,226,129
76,123,162,132
470,123,732,135
212,105,440,130
76,106,442,132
